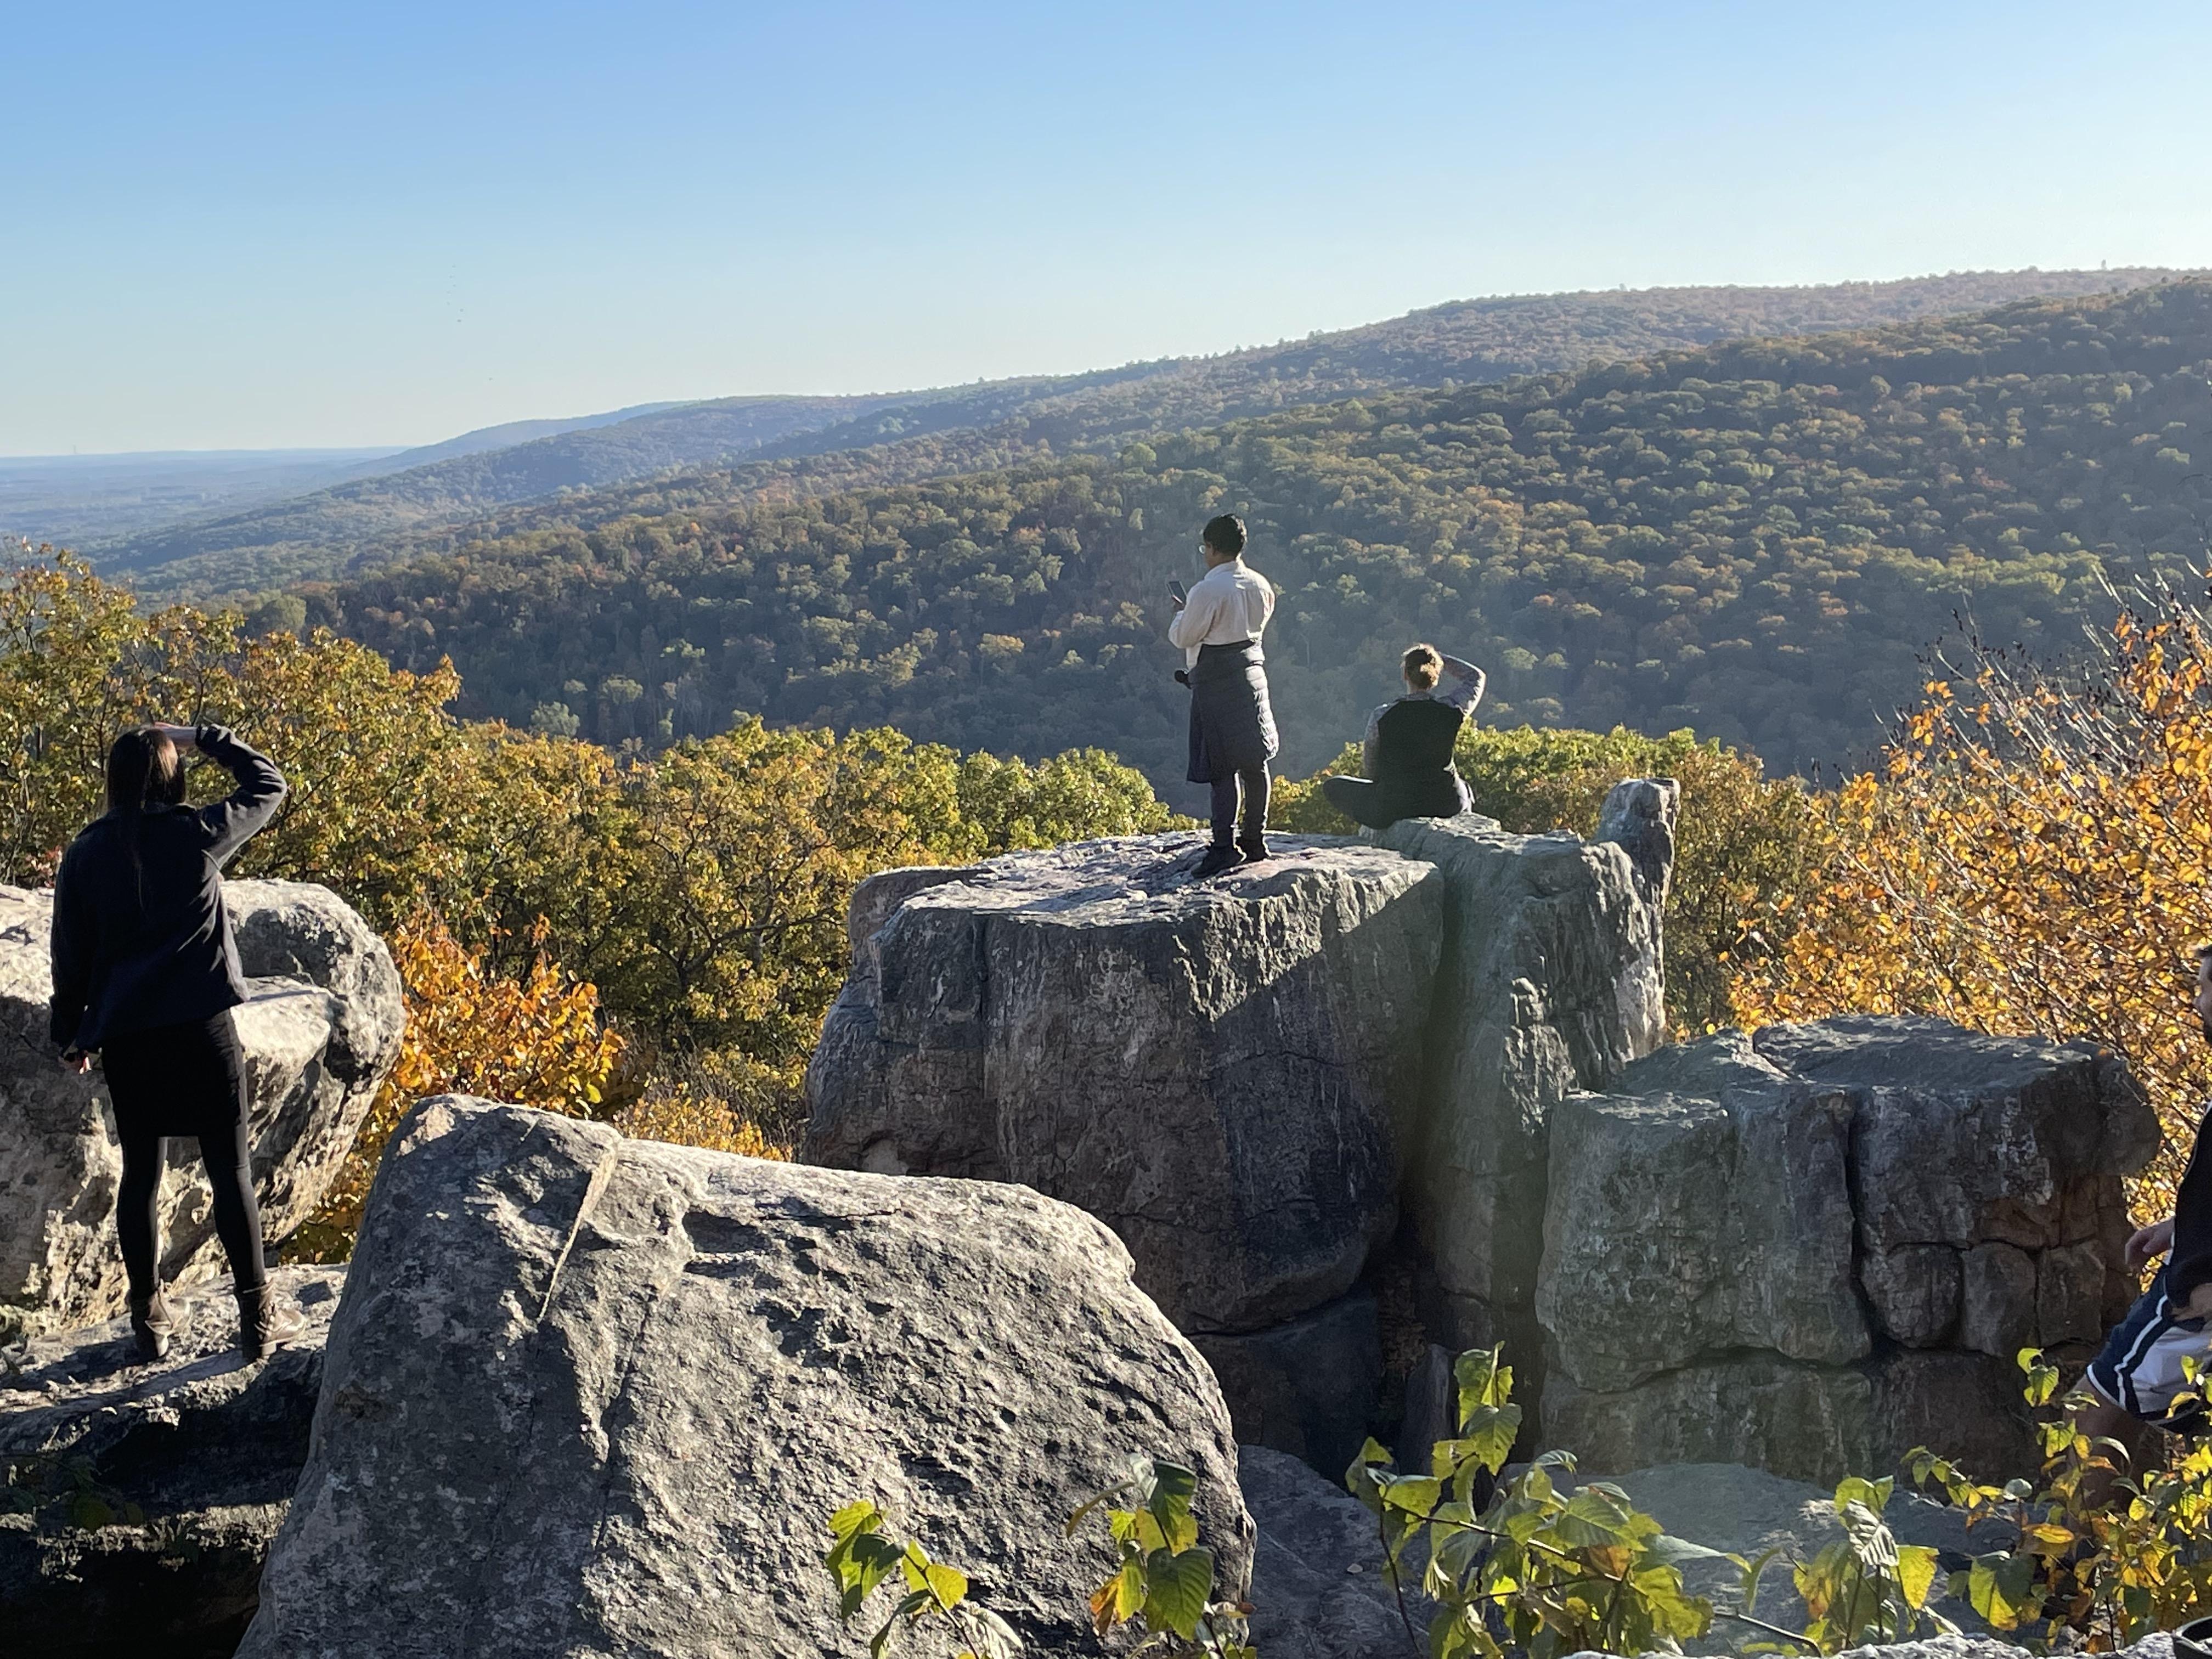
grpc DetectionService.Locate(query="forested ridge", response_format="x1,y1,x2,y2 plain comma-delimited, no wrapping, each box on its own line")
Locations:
269,280,2212,790
120,268,2197,600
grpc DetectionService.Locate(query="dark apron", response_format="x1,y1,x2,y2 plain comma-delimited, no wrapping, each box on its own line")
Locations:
1186,640,1279,783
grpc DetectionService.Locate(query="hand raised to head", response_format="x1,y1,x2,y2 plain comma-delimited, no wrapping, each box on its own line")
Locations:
150,723,199,753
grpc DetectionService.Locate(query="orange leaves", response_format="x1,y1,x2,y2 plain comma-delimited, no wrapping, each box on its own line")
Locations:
292,913,625,1259
1735,585,2212,1218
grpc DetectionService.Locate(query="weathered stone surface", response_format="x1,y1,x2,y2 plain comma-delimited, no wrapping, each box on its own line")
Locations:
1545,1353,1878,1485
1863,1246,1962,1348
2038,1242,2109,1346
1537,1031,1865,1393
1752,1017,2157,1257
1960,1243,2039,1358
1397,1342,1455,1473
1193,1291,1382,1480
1241,1443,1423,1658
1539,1018,2154,1483
245,1097,1252,1657
0,879,402,1339
805,834,1444,1331
1376,813,1668,1323
1544,1342,2036,1487
0,1265,341,1659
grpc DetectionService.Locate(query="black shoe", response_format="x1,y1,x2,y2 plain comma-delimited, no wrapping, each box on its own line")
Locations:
128,1289,175,1362
236,1282,306,1362
1238,837,1272,864
1194,844,1244,878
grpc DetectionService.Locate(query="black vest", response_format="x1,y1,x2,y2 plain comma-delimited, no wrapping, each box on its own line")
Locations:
1373,697,1467,817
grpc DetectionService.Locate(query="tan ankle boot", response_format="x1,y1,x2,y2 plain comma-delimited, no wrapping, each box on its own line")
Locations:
235,1282,306,1361
128,1289,175,1361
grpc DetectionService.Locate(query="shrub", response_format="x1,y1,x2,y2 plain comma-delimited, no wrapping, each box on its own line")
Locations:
290,914,624,1259
1733,580,2212,1213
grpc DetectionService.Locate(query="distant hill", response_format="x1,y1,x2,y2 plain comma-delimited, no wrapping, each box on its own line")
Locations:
0,448,404,548
277,280,2212,795
113,267,2203,598
337,400,692,473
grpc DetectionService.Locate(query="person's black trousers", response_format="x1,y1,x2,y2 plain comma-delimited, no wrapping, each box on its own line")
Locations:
1321,773,1402,830
103,1009,267,1301
1210,764,1271,851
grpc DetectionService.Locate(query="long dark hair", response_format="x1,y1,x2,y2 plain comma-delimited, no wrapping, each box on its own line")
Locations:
105,728,185,913
105,727,185,819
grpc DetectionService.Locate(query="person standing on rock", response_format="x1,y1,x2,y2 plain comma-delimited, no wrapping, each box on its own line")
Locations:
2075,941,2212,1494
49,723,304,1364
1318,645,1486,831
1169,513,1278,877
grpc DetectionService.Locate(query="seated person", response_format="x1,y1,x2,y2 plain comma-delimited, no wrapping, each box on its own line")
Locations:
1321,645,1485,831
2076,941,2212,1492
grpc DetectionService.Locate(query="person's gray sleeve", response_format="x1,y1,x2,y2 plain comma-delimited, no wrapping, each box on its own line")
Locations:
192,725,288,868
1363,704,1385,778
1439,654,1487,714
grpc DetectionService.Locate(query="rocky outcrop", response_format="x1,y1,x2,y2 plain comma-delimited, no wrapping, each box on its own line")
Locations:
0,1265,342,1659
1376,802,1669,1379
243,1096,1252,1657
805,834,1447,1334
805,805,1674,1472
0,879,402,1339
1538,1019,2159,1483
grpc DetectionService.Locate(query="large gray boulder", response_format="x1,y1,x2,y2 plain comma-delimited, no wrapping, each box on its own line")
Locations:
1378,795,1671,1361
1539,1019,2159,1483
244,1096,1253,1657
804,834,1445,1334
0,1265,342,1659
0,879,403,1339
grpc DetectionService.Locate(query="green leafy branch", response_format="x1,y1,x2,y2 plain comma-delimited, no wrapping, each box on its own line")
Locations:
821,1498,1022,1659
1068,1454,1254,1658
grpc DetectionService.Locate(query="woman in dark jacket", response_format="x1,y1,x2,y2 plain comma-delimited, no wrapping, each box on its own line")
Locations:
1320,645,1486,830
50,723,302,1362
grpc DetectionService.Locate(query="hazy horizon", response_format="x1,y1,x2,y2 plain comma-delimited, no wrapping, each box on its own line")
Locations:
10,0,2210,455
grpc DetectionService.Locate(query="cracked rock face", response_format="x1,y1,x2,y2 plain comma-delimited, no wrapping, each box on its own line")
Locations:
0,880,403,1339
0,1265,343,1659
242,1097,1252,1658
1538,1019,2159,1483
804,834,1445,1334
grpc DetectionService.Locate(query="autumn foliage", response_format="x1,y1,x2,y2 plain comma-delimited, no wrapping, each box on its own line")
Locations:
292,915,627,1257
1735,578,2212,1212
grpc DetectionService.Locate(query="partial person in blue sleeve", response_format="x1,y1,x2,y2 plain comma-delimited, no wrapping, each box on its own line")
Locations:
50,722,304,1363
2075,941,2212,1496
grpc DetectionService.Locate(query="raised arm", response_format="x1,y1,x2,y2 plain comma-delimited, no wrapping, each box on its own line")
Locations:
1438,654,1487,714
190,724,288,868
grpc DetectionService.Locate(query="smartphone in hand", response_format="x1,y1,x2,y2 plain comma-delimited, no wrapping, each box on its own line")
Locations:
1167,578,1187,605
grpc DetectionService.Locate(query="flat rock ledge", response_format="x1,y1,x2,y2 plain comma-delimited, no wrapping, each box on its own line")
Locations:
0,1265,343,1659
806,832,1447,1336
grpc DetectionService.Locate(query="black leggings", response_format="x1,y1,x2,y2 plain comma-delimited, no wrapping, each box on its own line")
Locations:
105,1013,266,1301
1209,764,1270,849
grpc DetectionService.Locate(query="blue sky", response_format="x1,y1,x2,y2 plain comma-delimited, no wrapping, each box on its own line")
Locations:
7,1,2210,454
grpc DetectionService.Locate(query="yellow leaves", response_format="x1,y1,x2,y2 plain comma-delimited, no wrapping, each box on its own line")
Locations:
292,913,625,1258
1734,591,2212,1218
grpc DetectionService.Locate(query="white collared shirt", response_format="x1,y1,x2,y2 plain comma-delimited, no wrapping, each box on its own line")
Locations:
1167,558,1276,668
